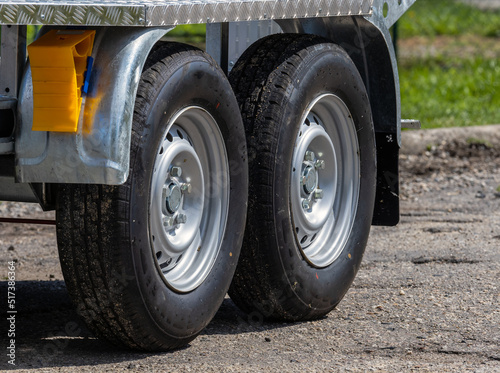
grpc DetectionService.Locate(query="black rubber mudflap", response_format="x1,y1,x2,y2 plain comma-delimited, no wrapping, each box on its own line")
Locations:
372,131,400,226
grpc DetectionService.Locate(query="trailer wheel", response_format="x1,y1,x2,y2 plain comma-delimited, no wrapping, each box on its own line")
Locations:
228,34,376,321
56,43,247,350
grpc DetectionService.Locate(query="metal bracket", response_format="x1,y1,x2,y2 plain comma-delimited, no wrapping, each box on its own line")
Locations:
206,23,229,75
0,25,27,98
401,119,421,129
0,25,26,155
374,0,417,29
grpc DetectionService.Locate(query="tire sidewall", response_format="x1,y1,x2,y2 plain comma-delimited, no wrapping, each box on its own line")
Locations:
270,44,376,314
127,55,247,340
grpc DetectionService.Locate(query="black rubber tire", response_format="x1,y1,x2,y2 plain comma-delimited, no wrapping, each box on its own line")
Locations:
228,34,376,321
56,43,248,351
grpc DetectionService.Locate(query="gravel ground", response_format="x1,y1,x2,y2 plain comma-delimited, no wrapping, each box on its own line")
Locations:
1,125,499,372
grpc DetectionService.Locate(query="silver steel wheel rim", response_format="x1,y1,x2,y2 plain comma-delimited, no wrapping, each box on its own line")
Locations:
291,94,360,268
150,106,229,293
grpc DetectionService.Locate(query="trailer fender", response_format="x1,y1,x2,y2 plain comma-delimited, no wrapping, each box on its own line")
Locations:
16,26,171,185
278,6,405,226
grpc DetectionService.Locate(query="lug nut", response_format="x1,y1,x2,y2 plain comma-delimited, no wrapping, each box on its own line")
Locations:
314,189,324,200
163,217,174,227
302,199,311,210
180,183,192,194
175,213,187,224
170,166,182,177
315,159,325,170
304,151,315,162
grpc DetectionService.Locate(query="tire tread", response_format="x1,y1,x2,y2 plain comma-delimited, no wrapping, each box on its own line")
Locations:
228,34,373,321
229,34,334,320
57,43,215,351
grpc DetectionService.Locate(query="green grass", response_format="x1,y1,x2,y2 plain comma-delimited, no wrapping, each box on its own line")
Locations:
398,0,500,128
400,57,500,128
163,24,206,45
27,25,40,44
399,0,500,37
166,24,206,38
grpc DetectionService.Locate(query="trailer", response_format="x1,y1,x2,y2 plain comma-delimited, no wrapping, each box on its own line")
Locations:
0,0,419,350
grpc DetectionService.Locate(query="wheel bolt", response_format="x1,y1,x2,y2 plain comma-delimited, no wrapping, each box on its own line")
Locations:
170,166,182,177
314,189,324,200
315,159,325,170
163,217,174,227
304,151,315,162
175,213,187,224
180,183,192,194
302,199,311,210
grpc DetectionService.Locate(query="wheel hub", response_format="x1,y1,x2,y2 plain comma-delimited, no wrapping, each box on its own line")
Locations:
290,94,360,268
302,166,317,194
165,182,182,214
149,108,230,293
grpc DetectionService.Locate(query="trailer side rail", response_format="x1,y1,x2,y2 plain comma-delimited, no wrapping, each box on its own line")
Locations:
1,0,374,26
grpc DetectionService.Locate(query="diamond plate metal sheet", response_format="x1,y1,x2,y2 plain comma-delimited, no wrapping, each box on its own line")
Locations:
0,0,374,26
147,0,374,26
0,1,145,25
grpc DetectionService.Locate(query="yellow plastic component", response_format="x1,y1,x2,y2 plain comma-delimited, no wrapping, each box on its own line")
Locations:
28,30,96,132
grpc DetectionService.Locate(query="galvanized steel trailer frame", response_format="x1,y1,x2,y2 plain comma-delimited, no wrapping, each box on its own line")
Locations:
0,0,416,225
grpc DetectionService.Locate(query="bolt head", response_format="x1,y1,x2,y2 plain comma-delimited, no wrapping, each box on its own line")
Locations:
315,159,325,170
163,217,174,227
180,183,192,194
162,185,169,199
304,151,316,162
170,166,182,177
302,199,311,210
314,189,324,200
175,213,187,224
